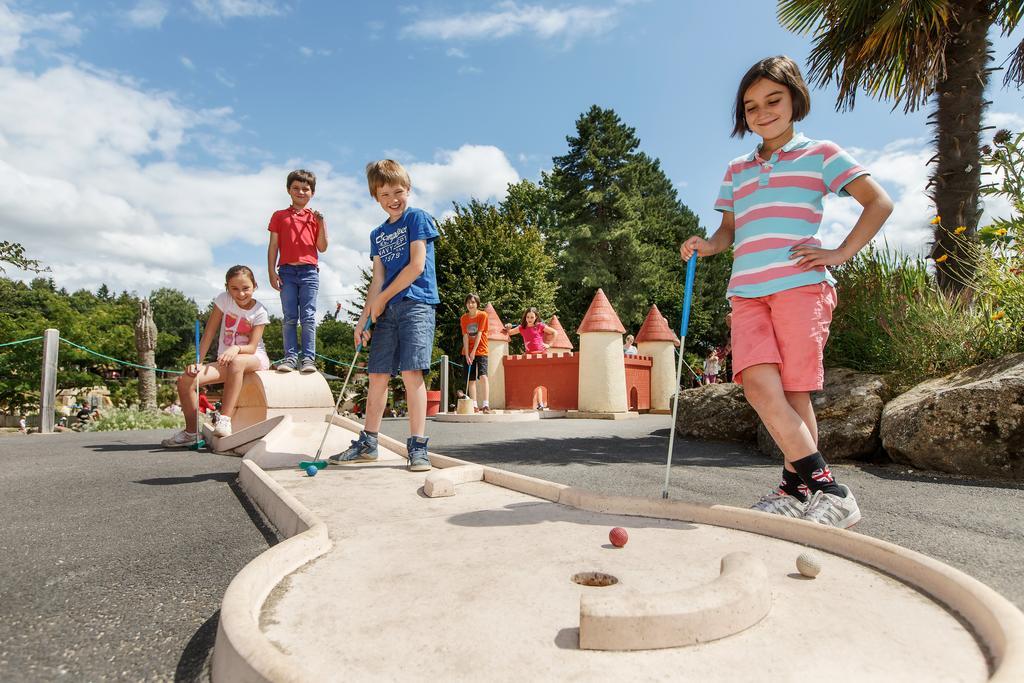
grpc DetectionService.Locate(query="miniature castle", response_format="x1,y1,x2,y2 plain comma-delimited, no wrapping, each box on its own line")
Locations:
484,290,679,416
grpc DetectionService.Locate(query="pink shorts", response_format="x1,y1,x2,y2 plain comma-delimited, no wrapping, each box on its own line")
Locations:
729,282,836,392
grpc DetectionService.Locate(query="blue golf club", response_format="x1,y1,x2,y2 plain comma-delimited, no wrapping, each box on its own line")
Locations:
662,253,697,498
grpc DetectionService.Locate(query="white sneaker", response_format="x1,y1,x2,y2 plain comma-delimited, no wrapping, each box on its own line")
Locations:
161,430,199,448
750,491,807,518
213,415,233,438
802,484,862,529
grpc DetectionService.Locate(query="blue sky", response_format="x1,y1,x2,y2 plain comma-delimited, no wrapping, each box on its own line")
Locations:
2,0,1021,315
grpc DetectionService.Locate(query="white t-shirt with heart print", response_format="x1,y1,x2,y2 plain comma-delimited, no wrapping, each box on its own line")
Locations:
214,291,271,370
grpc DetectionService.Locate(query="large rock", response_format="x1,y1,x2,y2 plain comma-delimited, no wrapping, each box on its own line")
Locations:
675,383,759,442
880,353,1024,479
757,368,889,461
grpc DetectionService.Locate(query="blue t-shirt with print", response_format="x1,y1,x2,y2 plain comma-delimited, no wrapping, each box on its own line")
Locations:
369,207,440,305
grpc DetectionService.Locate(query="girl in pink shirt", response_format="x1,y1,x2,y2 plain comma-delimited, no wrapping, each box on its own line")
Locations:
505,308,557,409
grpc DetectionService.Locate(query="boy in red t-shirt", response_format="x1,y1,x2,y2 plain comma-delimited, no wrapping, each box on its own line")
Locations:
267,169,329,373
460,293,490,413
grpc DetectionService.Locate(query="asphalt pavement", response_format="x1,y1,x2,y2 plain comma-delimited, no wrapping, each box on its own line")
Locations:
0,430,276,682
380,414,1024,609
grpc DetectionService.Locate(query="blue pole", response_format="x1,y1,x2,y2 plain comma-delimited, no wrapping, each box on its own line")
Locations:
663,254,697,498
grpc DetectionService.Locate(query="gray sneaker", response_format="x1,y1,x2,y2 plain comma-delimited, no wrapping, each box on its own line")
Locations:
802,484,861,529
300,357,317,374
407,436,431,472
276,357,297,373
328,431,379,464
750,491,807,518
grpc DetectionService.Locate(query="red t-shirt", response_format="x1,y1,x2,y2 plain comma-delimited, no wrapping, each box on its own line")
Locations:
460,311,489,357
269,207,320,266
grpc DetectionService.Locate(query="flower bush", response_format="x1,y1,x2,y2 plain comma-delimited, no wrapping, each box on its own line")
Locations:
827,130,1023,390
86,408,184,432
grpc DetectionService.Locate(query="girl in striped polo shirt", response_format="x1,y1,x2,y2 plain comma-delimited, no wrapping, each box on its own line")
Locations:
681,56,893,528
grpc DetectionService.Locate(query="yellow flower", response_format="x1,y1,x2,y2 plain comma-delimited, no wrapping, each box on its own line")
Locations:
992,311,1006,321
930,216,941,224
954,225,967,234
935,254,949,263
995,228,1008,236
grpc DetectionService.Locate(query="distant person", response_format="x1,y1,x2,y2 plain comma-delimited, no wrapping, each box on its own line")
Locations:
198,387,214,414
460,293,491,414
18,415,27,433
505,308,557,409
623,334,638,355
76,405,93,425
702,350,720,385
162,265,270,446
268,169,329,374
680,55,892,528
329,159,439,472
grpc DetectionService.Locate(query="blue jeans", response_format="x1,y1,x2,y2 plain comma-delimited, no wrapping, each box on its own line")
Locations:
279,264,319,361
367,298,436,375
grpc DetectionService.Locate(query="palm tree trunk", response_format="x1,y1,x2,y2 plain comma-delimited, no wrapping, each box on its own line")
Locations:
930,0,992,294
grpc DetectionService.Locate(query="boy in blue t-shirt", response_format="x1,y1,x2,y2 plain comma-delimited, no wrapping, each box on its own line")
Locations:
330,159,439,471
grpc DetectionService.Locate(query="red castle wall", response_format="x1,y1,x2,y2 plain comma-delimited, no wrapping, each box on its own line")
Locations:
503,352,653,412
503,353,579,410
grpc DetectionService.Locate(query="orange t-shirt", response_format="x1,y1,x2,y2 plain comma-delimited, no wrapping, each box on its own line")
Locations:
460,311,489,357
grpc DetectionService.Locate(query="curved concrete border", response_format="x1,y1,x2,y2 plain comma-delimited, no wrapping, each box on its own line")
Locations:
216,424,1024,682
423,464,485,497
433,411,543,423
579,551,771,650
211,460,331,683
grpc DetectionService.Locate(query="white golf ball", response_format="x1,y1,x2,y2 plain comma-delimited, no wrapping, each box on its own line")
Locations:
796,551,822,578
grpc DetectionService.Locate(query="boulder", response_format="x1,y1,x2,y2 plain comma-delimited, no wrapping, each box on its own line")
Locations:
757,368,889,461
880,353,1024,480
675,383,759,442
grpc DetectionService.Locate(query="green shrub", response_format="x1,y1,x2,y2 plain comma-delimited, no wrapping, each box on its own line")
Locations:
827,129,1023,390
86,408,184,432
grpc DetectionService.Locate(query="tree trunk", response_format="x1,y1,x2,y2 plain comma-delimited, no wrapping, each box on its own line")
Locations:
134,299,159,411
930,0,992,294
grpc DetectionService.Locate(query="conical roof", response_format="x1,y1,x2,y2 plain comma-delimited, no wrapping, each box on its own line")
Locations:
577,289,626,334
547,315,574,350
485,303,510,342
635,304,679,343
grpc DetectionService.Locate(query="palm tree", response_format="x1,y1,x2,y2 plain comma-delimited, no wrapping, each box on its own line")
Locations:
778,0,1023,293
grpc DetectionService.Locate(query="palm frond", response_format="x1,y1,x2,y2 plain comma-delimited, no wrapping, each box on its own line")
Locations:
1002,37,1024,88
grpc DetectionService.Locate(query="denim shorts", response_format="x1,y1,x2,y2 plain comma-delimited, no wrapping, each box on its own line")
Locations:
367,298,436,375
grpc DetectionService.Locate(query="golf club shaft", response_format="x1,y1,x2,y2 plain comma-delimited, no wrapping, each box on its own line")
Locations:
662,253,697,499
194,320,201,445
311,317,372,463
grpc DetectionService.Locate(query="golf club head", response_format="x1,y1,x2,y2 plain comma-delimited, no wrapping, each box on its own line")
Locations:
299,460,328,470
187,439,206,451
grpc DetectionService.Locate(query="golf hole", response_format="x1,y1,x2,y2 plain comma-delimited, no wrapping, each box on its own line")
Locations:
572,572,618,587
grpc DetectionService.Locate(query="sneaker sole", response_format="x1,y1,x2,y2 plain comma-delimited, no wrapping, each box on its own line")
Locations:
276,366,294,373
328,455,379,465
408,462,431,472
162,441,198,449
300,367,317,374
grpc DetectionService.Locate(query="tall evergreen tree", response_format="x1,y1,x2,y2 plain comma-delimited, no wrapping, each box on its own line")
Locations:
542,105,729,346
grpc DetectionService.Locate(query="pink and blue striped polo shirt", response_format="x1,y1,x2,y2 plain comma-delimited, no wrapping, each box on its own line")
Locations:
715,132,868,298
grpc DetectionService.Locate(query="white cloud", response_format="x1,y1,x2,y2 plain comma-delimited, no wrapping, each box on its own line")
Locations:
126,0,168,29
986,111,1024,132
408,145,520,210
402,2,620,44
213,67,235,88
819,125,1018,256
0,44,519,314
457,65,482,76
445,47,467,58
180,55,195,69
191,0,282,21
0,3,80,61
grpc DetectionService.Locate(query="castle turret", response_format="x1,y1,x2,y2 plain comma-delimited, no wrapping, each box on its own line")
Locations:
576,289,628,414
635,304,679,414
546,315,574,356
485,303,510,410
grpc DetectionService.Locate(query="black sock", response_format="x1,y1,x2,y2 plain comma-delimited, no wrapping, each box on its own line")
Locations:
363,430,378,438
779,468,808,502
791,452,845,497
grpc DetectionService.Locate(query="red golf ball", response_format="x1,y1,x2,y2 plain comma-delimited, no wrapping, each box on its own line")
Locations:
609,527,628,548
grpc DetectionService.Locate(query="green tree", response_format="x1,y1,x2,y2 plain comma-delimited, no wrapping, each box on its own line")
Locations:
435,199,558,358
0,241,46,274
541,105,728,347
150,288,201,371
778,0,1024,293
